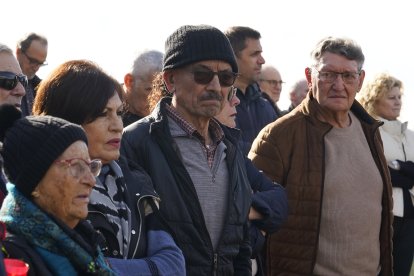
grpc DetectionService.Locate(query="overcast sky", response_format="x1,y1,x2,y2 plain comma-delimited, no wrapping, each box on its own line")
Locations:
4,0,413,125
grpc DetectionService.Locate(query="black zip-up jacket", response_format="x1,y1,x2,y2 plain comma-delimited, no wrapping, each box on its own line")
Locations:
87,158,160,259
121,97,252,275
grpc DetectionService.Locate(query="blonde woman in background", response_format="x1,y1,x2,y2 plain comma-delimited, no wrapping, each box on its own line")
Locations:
359,73,414,276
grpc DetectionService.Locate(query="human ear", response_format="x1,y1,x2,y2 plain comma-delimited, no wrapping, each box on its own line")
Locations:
305,67,312,82
163,71,175,92
124,74,134,90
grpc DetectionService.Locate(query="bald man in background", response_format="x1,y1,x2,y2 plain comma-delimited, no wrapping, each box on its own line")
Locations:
258,65,285,117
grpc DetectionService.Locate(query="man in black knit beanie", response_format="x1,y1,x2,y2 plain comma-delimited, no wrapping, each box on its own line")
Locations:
121,24,253,275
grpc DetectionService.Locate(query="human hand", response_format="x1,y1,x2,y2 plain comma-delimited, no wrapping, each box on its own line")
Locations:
248,207,264,220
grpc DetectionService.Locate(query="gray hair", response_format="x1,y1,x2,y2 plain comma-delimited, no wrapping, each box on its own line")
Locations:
0,43,13,55
131,50,163,78
290,79,308,95
310,36,365,71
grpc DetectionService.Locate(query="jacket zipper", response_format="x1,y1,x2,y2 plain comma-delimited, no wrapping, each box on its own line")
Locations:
213,253,218,276
131,194,160,257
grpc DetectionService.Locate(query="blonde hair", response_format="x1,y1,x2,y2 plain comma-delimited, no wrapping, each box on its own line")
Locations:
358,73,403,118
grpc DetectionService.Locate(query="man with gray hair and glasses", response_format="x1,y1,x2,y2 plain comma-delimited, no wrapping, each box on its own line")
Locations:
16,32,48,116
249,36,393,275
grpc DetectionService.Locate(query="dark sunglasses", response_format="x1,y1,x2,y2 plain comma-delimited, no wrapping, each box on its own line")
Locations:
0,71,28,90
191,69,238,87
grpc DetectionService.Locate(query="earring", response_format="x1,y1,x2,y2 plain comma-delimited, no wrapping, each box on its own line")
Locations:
31,190,40,198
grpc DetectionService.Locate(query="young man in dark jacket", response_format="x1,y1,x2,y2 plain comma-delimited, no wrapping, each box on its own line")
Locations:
224,26,278,155
121,25,252,275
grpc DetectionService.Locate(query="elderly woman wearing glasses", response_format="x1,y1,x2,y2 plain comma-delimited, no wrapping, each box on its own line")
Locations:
0,104,113,275
32,60,184,275
358,73,414,276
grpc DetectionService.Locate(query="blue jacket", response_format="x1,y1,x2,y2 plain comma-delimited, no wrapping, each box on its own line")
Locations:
121,97,252,276
245,157,288,254
244,153,288,276
235,83,277,155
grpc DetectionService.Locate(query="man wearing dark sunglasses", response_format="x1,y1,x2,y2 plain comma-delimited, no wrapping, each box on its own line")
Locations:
225,27,278,156
16,33,48,116
0,45,26,110
0,43,27,206
121,25,252,275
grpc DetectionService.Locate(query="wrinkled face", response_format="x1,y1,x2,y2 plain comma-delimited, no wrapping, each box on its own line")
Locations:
259,67,283,102
82,92,123,164
375,86,402,120
0,52,26,108
33,141,95,229
215,94,240,128
165,60,236,126
307,52,365,116
236,38,265,85
126,71,156,117
16,40,47,79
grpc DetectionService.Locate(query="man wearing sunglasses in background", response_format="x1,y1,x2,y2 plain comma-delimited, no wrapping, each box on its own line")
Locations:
121,25,252,275
0,43,27,205
16,33,48,116
0,43,27,275
225,27,278,155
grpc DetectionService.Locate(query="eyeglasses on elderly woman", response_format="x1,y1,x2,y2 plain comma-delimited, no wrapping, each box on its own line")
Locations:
54,158,102,178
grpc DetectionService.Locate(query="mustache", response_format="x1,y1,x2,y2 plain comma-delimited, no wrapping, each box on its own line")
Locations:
199,91,223,101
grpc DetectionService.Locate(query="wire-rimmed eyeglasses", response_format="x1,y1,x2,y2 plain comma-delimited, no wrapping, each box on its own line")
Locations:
312,68,361,84
54,158,102,178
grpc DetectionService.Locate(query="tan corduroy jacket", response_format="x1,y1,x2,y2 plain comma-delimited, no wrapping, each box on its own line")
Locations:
249,94,393,276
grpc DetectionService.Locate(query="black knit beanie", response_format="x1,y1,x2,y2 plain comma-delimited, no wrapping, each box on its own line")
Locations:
0,104,88,198
163,25,238,73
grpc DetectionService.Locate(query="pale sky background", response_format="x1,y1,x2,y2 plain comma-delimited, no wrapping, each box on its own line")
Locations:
3,0,413,126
